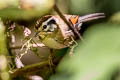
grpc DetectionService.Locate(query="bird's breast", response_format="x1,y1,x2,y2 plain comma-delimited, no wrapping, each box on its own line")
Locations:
41,37,68,49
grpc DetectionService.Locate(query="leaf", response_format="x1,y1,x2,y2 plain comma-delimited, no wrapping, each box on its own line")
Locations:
50,23,120,80
0,0,55,20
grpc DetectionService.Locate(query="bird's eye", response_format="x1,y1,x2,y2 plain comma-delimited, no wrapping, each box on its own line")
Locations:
42,25,47,29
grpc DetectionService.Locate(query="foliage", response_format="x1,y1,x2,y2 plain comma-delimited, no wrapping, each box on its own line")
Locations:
51,23,120,80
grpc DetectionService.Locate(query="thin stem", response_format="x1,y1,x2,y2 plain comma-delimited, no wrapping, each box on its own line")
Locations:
11,58,61,79
10,43,46,49
54,4,83,40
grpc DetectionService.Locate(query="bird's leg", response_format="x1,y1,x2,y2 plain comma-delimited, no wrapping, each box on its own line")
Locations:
49,49,55,65
69,37,78,56
48,49,55,73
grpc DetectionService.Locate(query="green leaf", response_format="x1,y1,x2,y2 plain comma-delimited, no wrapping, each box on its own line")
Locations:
51,23,120,80
0,0,54,20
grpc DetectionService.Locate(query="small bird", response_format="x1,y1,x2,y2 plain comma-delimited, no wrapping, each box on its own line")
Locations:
35,13,105,49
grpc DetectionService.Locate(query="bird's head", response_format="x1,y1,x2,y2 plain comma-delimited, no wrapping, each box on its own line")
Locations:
36,16,59,34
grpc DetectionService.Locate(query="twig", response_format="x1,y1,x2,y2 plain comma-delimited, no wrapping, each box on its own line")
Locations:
10,58,61,79
10,43,46,49
54,4,83,40
11,60,50,78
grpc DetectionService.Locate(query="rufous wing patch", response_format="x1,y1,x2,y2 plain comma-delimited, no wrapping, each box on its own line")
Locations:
69,16,79,25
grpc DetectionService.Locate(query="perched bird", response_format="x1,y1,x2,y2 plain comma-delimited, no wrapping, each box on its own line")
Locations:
35,13,105,49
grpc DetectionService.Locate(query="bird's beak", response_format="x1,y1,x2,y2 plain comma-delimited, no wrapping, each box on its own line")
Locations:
35,31,45,38
38,32,46,39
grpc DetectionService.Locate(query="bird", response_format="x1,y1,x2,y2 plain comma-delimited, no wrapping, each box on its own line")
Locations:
35,13,105,49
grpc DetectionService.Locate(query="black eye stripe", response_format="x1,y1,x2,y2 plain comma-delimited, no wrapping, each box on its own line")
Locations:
47,19,56,25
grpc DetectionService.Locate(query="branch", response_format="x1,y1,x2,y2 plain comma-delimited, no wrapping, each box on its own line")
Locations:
54,4,83,40
10,43,46,49
11,58,61,79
